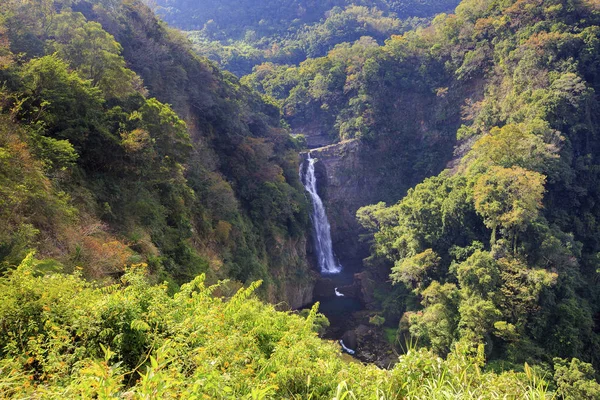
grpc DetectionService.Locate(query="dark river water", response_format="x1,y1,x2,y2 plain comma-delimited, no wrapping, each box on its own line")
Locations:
308,269,363,339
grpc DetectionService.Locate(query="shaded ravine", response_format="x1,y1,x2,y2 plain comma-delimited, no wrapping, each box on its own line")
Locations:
300,152,355,343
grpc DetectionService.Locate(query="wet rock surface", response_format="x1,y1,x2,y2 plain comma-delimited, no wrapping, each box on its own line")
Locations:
334,315,398,369
341,330,358,350
351,323,398,369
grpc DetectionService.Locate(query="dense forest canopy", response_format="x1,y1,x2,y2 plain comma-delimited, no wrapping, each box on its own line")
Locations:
144,0,461,75
329,0,600,373
149,0,461,34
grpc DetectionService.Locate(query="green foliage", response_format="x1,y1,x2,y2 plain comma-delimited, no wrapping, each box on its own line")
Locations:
356,0,600,373
0,117,75,268
391,249,440,292
369,314,385,327
0,254,559,398
464,122,561,175
0,0,312,297
299,306,331,336
47,10,142,99
151,0,460,42
553,357,600,399
473,166,546,247
188,5,428,76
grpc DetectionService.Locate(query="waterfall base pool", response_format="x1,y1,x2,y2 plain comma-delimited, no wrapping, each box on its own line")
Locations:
304,268,399,368
309,270,362,339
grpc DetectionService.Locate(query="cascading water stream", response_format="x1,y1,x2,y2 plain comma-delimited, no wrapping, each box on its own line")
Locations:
301,153,342,275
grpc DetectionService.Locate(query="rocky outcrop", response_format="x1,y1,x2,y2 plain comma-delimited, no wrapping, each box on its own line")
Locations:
282,280,316,310
353,271,378,309
351,323,398,369
293,124,334,149
267,235,318,309
342,330,358,350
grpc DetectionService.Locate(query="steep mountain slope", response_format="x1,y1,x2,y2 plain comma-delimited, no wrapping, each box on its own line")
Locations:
0,0,314,306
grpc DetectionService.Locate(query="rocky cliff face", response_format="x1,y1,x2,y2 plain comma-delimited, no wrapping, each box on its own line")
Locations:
293,124,334,149
304,137,432,268
265,234,318,309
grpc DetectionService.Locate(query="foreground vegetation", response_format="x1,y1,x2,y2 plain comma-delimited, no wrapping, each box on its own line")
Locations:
3,253,598,399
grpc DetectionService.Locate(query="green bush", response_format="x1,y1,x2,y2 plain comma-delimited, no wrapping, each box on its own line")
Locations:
0,253,563,399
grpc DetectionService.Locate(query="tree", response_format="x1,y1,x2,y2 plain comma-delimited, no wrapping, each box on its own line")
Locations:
132,98,192,163
391,249,440,292
17,55,107,154
408,281,459,355
458,296,500,345
464,121,561,175
496,256,556,329
554,358,600,400
473,166,546,250
48,11,142,99
456,249,499,298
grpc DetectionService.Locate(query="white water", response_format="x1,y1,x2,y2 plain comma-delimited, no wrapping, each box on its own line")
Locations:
301,154,342,274
334,288,344,297
339,340,356,355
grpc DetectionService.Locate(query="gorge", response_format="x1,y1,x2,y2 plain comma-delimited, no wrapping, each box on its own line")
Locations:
300,148,399,366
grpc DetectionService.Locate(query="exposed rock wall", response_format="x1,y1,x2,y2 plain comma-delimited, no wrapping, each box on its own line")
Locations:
304,138,425,267
304,140,369,266
266,234,318,309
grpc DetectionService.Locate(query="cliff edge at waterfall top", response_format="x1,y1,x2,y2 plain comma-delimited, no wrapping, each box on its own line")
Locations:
301,153,342,275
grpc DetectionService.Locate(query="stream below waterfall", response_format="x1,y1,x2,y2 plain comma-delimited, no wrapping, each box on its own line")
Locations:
311,269,362,338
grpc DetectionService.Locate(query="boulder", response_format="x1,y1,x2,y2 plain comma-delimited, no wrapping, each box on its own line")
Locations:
314,277,336,298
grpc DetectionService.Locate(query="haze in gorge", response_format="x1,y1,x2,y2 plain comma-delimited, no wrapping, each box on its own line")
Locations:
2,0,600,398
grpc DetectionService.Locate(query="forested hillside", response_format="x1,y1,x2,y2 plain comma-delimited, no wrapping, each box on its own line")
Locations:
0,0,313,304
250,0,600,372
145,0,460,75
150,0,460,34
3,0,600,397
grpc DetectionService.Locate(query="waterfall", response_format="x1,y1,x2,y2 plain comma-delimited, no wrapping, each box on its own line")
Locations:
301,153,342,275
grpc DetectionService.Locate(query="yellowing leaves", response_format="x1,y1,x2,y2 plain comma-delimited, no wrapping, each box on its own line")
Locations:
473,165,545,247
